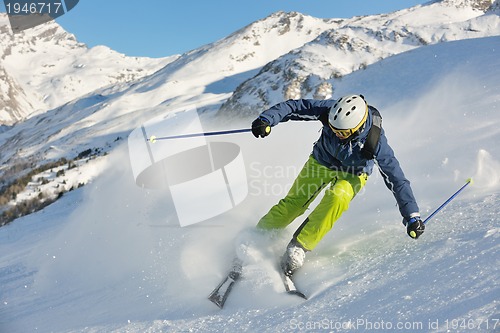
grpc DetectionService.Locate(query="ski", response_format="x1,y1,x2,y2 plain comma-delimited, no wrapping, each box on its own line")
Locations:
281,271,307,300
208,257,307,308
208,258,242,308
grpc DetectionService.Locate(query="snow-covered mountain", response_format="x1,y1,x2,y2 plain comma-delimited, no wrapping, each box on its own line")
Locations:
0,13,178,125
217,0,500,119
0,0,499,331
437,0,494,10
0,10,342,127
0,10,347,217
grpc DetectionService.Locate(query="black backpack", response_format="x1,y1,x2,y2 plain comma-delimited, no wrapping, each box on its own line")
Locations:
360,107,382,160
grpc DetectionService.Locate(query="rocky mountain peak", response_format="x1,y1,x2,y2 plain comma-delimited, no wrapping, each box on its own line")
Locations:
0,13,174,126
488,0,500,11
433,0,494,11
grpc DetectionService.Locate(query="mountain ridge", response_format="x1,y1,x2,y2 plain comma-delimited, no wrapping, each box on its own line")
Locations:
0,13,177,125
432,0,494,11
216,0,500,119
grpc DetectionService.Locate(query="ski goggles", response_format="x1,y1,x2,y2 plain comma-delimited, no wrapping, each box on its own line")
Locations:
329,108,368,140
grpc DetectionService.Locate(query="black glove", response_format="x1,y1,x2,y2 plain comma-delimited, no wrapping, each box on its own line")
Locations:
251,118,271,138
405,216,425,239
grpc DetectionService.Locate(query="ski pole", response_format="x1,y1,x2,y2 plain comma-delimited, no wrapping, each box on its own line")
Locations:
423,178,473,224
148,128,252,143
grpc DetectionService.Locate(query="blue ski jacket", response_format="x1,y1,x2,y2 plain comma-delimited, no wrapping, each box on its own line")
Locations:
258,99,419,220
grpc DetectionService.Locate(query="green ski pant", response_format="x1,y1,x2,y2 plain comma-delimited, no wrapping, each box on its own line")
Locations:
256,155,367,251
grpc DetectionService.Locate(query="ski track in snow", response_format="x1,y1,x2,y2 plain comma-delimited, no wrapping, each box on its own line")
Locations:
1,26,500,333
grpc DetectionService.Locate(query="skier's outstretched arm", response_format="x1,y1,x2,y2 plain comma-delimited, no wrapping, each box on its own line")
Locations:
260,99,332,125
251,99,332,138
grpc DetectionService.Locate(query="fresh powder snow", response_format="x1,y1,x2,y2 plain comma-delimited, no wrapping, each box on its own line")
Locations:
0,2,499,333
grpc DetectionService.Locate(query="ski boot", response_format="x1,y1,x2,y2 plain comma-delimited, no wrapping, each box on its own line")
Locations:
280,240,306,277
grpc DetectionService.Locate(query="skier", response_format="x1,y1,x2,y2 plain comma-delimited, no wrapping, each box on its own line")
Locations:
251,94,425,278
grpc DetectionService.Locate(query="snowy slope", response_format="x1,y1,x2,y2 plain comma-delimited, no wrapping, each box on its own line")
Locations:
1,35,499,333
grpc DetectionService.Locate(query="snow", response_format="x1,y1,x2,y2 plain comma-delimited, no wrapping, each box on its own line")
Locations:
1,33,499,332
7,155,107,208
1,1,500,332
216,2,500,120
0,13,178,125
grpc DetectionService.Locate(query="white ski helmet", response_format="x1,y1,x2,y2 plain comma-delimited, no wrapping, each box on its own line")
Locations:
328,94,368,139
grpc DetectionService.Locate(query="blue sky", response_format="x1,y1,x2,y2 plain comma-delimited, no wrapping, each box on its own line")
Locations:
2,0,429,58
